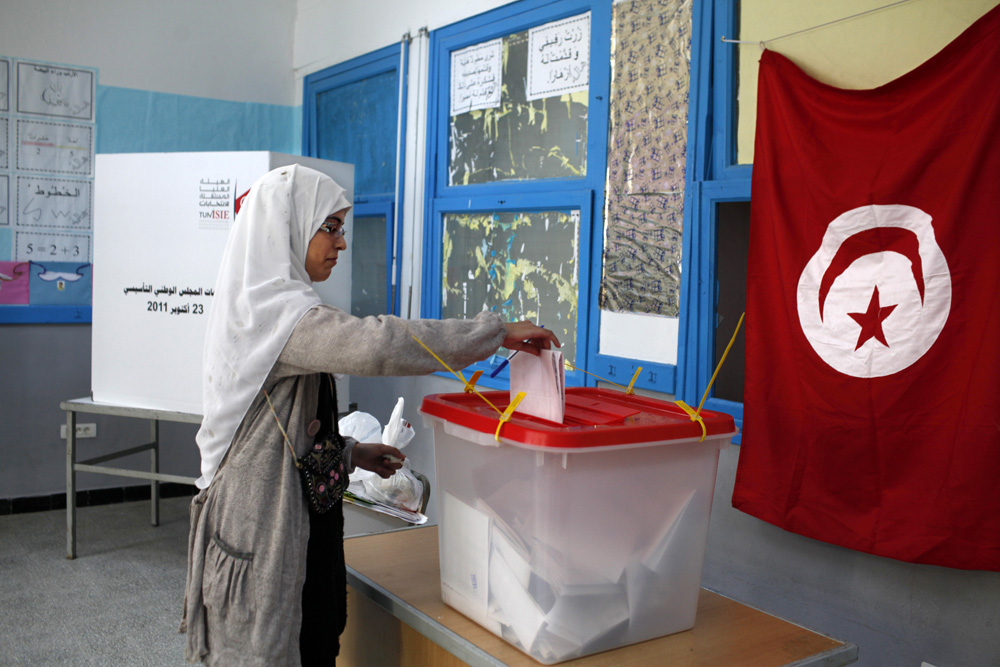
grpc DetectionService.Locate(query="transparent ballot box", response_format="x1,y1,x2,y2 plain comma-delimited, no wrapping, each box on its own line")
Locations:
420,388,737,664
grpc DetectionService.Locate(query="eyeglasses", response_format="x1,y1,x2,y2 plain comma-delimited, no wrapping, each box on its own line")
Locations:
319,219,346,238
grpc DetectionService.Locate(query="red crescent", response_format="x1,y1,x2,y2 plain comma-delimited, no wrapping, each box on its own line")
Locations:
818,227,924,321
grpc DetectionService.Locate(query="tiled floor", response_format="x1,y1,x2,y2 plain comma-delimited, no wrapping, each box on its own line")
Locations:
0,496,192,665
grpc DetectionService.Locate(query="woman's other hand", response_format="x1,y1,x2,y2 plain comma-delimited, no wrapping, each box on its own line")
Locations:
502,321,561,356
352,442,405,478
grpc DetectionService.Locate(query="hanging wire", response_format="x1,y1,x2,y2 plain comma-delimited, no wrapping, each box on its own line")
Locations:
722,0,918,47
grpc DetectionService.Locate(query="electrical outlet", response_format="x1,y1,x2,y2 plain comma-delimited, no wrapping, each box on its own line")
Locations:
61,423,97,439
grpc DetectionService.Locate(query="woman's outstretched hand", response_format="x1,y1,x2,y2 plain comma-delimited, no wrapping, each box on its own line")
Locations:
502,320,561,356
353,442,405,479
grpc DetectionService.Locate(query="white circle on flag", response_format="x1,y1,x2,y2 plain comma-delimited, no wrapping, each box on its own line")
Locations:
797,204,951,378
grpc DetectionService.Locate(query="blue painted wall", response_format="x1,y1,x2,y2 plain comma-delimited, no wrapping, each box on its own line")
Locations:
96,85,300,155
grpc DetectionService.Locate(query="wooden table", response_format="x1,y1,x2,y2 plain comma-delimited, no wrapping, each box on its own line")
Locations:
343,526,857,667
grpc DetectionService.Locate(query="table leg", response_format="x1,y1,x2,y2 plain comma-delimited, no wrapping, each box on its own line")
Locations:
150,419,160,526
66,410,77,559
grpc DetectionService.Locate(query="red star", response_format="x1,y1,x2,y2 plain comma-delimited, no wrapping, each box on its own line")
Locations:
848,286,897,351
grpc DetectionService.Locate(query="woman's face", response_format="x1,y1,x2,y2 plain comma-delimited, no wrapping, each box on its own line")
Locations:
305,208,349,282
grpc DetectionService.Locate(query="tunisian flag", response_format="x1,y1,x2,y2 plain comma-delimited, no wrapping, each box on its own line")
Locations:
733,5,1000,570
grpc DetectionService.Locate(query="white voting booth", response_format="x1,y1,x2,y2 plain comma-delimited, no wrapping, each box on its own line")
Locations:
92,152,354,414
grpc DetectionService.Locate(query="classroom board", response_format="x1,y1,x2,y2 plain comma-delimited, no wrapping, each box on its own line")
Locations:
91,151,353,414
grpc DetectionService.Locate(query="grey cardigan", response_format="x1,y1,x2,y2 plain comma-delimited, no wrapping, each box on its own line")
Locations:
182,306,505,665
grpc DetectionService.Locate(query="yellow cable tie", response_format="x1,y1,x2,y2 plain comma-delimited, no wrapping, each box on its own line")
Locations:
411,334,467,386
411,333,503,416
675,400,707,442
626,367,642,395
696,312,745,414
465,370,483,393
496,391,526,442
563,359,630,392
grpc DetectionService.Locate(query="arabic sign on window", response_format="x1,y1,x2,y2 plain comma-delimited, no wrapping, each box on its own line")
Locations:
0,57,97,311
450,39,502,116
442,209,579,362
526,13,590,101
600,0,691,317
449,18,589,186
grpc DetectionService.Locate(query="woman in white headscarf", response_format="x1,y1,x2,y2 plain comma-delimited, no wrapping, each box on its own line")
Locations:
181,164,557,666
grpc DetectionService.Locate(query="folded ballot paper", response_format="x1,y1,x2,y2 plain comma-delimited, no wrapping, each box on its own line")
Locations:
441,486,686,663
509,349,565,423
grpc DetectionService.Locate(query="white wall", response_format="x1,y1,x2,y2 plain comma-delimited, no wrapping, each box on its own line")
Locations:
3,0,296,104
293,0,515,101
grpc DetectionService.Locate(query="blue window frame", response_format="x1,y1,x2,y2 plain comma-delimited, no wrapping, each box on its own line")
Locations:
422,0,611,390
415,0,750,423
303,43,408,316
677,0,750,439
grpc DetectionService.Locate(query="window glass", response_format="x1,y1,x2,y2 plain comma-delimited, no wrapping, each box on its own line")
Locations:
600,0,692,317
442,209,579,362
316,71,397,195
713,200,749,402
351,214,388,317
448,14,590,185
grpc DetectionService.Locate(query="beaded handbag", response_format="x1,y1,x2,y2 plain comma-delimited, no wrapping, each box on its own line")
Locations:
264,374,348,514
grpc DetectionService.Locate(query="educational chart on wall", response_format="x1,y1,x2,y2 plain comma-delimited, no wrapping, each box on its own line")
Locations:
0,56,96,312
92,152,353,414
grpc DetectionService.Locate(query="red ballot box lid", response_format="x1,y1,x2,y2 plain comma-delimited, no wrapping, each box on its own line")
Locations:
420,387,737,450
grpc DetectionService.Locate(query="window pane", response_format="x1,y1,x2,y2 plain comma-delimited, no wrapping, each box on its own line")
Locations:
600,0,691,317
351,215,387,317
442,210,579,362
316,71,397,195
713,201,749,402
448,14,590,185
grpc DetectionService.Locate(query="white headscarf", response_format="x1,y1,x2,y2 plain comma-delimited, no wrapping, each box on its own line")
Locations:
194,164,351,489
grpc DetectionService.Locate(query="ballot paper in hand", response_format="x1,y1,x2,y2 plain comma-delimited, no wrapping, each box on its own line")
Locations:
509,348,565,423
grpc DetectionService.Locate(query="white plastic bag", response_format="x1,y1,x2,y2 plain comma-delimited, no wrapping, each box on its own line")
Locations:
338,410,382,443
338,398,423,512
362,459,424,511
381,397,415,450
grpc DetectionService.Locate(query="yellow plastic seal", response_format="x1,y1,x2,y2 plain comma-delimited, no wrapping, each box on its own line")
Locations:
496,391,526,442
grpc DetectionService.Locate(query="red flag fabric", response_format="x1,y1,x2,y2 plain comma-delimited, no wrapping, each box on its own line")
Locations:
733,5,1000,570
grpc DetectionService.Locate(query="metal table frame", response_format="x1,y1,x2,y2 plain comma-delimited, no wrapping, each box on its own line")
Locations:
60,397,201,559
